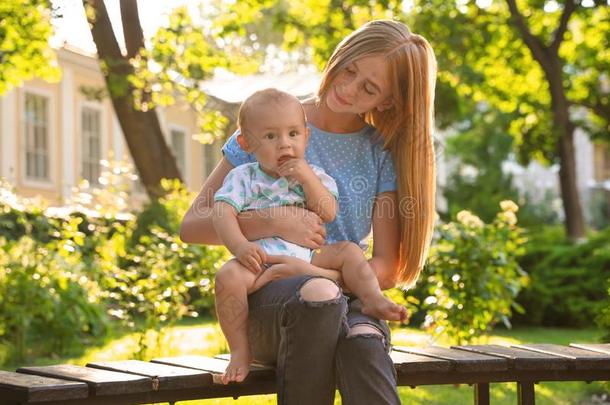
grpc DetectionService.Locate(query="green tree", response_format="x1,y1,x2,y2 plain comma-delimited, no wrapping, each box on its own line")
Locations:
443,109,521,222
410,0,610,239
0,0,61,94
80,0,257,199
215,1,609,239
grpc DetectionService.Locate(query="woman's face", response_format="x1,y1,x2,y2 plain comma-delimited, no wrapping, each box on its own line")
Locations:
326,54,393,115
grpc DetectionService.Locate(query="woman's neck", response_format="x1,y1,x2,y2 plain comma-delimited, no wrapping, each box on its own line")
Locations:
303,97,367,134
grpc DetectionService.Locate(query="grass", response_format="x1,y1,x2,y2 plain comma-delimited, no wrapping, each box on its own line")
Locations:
2,319,607,404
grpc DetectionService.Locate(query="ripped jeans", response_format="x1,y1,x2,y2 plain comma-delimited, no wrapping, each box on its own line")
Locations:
247,275,401,405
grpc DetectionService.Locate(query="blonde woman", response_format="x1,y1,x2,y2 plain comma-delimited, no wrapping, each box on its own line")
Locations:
180,19,436,404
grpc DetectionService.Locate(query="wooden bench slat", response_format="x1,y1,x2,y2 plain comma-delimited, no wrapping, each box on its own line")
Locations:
512,344,610,370
0,370,89,403
1,343,608,404
389,350,452,373
17,365,153,396
214,354,274,369
86,360,212,391
392,346,508,372
151,355,275,385
454,345,570,370
569,343,610,356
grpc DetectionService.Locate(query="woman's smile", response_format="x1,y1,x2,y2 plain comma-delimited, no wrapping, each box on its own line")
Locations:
333,86,352,106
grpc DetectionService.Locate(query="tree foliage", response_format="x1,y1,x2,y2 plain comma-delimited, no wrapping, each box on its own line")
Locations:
0,0,61,94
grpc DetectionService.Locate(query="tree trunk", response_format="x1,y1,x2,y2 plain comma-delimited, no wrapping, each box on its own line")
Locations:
83,0,181,200
548,60,586,239
505,0,585,239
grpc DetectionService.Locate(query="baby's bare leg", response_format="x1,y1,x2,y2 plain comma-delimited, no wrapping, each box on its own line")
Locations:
312,242,406,322
214,259,257,384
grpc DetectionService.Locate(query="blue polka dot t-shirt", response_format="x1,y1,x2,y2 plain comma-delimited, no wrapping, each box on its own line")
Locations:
222,123,397,250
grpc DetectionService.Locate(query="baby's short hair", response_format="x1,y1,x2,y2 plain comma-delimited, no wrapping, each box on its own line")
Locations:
238,88,305,133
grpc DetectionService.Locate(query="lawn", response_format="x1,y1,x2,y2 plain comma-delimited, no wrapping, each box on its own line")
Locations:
2,318,607,405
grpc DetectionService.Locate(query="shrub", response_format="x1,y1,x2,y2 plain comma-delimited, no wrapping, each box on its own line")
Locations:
0,234,107,362
0,177,229,362
419,201,528,344
514,226,610,327
596,279,610,342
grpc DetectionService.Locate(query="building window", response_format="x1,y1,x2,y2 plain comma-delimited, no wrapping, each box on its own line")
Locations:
81,107,102,185
24,93,50,181
170,128,187,178
202,142,217,179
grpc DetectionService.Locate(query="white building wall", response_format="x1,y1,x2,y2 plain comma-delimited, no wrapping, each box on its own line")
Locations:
61,66,76,199
0,90,17,183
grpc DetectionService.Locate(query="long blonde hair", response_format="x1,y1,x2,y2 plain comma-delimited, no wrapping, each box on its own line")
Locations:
318,20,437,287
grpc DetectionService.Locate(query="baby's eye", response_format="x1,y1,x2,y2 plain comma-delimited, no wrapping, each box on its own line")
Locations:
289,130,299,137
264,133,276,140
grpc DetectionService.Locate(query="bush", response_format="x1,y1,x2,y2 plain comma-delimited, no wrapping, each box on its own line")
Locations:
0,177,229,362
596,280,610,342
0,234,107,362
417,201,528,344
513,226,610,327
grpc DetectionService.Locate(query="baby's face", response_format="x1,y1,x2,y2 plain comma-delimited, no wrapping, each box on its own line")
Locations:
243,101,309,177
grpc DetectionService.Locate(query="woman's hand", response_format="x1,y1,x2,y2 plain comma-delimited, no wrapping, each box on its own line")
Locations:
275,206,326,249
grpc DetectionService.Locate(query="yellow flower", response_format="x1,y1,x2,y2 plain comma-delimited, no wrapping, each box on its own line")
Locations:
500,200,519,213
456,210,484,229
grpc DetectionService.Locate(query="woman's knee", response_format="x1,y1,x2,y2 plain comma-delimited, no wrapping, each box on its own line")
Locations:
299,277,341,302
347,324,383,337
215,260,242,289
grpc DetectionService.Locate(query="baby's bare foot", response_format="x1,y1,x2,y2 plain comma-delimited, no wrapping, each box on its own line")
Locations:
361,295,408,322
221,350,252,385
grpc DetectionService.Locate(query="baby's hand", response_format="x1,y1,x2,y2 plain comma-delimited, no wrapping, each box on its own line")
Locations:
278,158,315,185
235,242,267,274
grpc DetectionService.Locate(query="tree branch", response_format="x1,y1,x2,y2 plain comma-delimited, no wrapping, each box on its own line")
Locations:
120,0,144,59
576,97,610,123
550,0,576,55
83,0,123,60
505,0,551,72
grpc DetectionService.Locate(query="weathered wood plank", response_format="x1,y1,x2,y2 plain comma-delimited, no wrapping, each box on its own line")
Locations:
390,350,452,373
0,370,88,403
152,355,275,385
392,346,507,372
569,343,610,356
17,365,152,396
454,345,569,370
86,360,211,390
513,344,610,370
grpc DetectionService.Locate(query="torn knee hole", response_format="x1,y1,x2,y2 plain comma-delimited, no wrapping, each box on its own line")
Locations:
346,324,383,338
298,278,341,303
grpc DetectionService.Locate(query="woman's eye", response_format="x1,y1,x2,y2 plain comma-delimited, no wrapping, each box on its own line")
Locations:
364,84,376,95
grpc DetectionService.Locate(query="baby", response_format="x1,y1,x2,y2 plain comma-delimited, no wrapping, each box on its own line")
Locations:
212,88,407,384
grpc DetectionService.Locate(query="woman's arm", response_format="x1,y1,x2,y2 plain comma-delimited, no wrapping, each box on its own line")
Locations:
179,157,327,248
369,192,401,290
180,157,285,244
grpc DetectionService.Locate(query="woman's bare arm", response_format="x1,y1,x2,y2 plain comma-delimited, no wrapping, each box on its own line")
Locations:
369,192,401,290
180,157,327,247
180,157,287,245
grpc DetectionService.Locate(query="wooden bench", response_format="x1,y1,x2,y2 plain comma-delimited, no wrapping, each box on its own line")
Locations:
1,343,609,405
